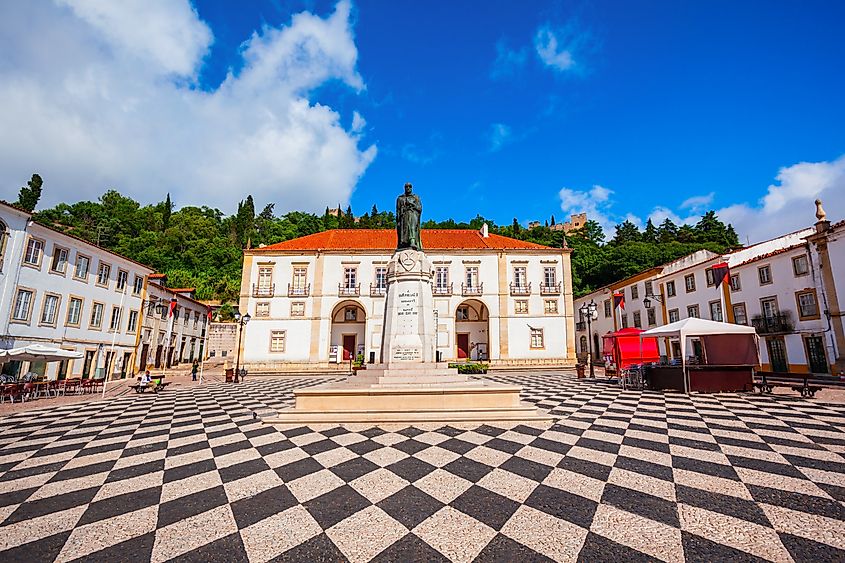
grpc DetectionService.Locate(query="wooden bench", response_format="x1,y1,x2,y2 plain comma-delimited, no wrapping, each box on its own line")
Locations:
129,380,171,394
753,372,823,398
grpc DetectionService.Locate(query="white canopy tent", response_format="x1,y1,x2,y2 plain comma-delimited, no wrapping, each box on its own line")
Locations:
0,344,84,362
642,318,758,393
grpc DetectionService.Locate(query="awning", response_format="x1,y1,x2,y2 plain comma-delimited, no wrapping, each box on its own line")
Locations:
0,344,84,362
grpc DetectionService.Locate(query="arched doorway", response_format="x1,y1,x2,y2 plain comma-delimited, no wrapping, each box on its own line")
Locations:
331,301,367,361
455,299,489,361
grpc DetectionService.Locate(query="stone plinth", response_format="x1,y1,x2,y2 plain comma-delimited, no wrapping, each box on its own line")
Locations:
380,249,436,364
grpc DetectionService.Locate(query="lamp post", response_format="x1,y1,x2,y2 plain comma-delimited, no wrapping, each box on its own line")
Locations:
234,312,251,383
579,300,598,378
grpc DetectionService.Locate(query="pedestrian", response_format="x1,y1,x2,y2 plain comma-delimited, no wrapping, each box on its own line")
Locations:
191,360,199,382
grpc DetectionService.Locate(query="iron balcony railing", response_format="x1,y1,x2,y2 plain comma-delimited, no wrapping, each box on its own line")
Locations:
370,284,386,297
510,282,531,296
287,283,310,297
339,283,361,297
462,282,483,296
751,313,794,335
252,283,275,297
433,282,453,296
540,282,562,295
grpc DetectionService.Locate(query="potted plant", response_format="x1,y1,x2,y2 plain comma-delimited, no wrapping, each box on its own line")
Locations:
352,353,366,372
576,363,586,378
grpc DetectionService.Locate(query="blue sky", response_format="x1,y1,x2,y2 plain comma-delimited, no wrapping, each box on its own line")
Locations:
1,1,844,241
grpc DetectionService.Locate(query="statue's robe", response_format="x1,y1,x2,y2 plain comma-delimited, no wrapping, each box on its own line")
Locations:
396,194,422,250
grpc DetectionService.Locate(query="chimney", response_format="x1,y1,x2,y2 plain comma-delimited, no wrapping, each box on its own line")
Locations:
480,223,489,238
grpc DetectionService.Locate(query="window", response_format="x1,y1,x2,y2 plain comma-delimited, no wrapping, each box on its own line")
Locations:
760,297,778,319
0,221,7,270
796,290,820,319
633,311,642,328
709,300,723,322
90,302,104,328
644,281,653,297
621,314,629,328
687,305,700,318
758,265,772,285
435,266,449,289
733,303,747,325
730,274,741,292
12,289,34,322
256,302,270,317
647,308,656,326
513,266,527,288
184,309,190,325
66,297,83,326
23,237,44,266
375,267,388,289
515,300,528,314
127,310,139,332
684,274,696,292
40,294,60,326
344,307,357,321
668,308,680,323
109,306,122,331
291,302,305,317
344,267,357,288
631,285,639,299
270,330,286,352
97,262,111,286
117,269,129,291
133,275,144,295
74,254,90,280
792,255,809,276
194,312,199,327
292,267,307,292
530,328,544,349
465,266,479,288
544,300,558,314
604,299,611,318
543,267,556,287
705,268,716,287
50,247,69,274
258,266,273,292
666,281,676,298
457,306,469,321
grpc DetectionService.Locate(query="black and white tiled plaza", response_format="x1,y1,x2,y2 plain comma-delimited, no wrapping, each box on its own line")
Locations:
0,371,844,562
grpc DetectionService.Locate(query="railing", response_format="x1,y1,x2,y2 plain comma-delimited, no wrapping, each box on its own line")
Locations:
288,283,310,297
751,313,794,335
338,283,360,297
462,283,483,296
540,282,562,295
433,283,453,296
510,282,531,296
370,284,386,297
576,321,586,331
252,283,275,297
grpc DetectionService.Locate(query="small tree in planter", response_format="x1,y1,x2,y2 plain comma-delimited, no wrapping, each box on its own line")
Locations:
352,353,366,371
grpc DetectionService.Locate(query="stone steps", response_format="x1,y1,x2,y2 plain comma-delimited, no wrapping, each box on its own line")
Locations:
263,405,554,424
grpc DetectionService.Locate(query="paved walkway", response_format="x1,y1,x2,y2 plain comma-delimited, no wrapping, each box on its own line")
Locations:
0,372,843,562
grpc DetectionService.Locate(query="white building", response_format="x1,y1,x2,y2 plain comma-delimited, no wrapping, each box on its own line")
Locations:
239,228,576,372
0,201,153,380
207,322,237,360
575,203,843,374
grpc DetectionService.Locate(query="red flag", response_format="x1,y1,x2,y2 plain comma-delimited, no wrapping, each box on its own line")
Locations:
168,298,177,317
712,262,730,289
613,292,625,310
207,308,213,321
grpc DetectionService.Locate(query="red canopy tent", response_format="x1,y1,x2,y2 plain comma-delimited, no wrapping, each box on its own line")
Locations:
602,328,660,370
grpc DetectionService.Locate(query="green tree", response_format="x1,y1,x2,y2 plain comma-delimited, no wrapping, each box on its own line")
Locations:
15,173,43,212
657,218,678,243
642,218,658,243
162,193,172,231
612,220,641,244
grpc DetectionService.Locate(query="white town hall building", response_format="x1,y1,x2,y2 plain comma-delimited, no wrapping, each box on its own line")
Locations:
239,227,576,372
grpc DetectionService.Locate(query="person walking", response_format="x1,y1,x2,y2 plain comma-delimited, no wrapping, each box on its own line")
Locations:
191,360,199,382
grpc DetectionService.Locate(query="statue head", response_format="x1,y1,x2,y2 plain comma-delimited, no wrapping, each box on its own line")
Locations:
404,182,413,195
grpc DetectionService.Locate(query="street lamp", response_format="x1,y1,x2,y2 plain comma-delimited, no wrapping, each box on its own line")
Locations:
643,291,663,310
234,312,251,383
578,300,598,378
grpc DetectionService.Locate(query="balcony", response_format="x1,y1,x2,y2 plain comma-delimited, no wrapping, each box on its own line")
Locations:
433,283,453,296
510,282,532,296
339,283,360,297
252,283,275,298
540,282,562,295
751,312,794,335
288,283,310,298
576,321,586,331
462,282,483,296
370,284,386,297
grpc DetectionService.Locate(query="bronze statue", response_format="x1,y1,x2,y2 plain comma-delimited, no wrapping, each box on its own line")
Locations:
396,183,422,250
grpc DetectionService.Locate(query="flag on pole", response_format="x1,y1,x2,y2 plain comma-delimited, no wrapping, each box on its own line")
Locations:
712,262,731,289
613,292,625,310
168,298,178,317
207,308,213,321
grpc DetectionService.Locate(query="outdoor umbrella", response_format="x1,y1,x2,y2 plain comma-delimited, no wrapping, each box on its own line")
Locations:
0,344,84,362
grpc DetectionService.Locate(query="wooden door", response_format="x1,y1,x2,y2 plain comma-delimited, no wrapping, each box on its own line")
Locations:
767,337,788,372
457,333,469,359
155,345,163,368
139,344,149,371
805,336,828,373
342,335,356,361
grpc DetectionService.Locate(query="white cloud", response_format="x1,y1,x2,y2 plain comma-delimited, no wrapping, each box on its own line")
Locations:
534,26,575,72
0,0,375,213
489,123,512,152
490,39,528,79
559,184,618,234
680,192,714,212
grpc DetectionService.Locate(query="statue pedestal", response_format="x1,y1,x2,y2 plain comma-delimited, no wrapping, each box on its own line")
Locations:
264,249,552,425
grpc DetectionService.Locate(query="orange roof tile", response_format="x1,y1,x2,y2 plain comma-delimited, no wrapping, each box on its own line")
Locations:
255,229,556,252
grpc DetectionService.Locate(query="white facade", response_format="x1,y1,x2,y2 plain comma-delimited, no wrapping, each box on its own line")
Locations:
239,229,576,372
0,202,153,380
208,322,237,359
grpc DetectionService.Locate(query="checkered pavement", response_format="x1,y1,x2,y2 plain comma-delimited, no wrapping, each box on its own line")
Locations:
0,372,843,562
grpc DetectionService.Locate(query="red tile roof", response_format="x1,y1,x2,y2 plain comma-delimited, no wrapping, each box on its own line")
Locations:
733,243,807,267
254,229,557,252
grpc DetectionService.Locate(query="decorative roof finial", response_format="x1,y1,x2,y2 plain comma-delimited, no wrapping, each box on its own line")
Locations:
815,199,827,222
562,234,569,249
